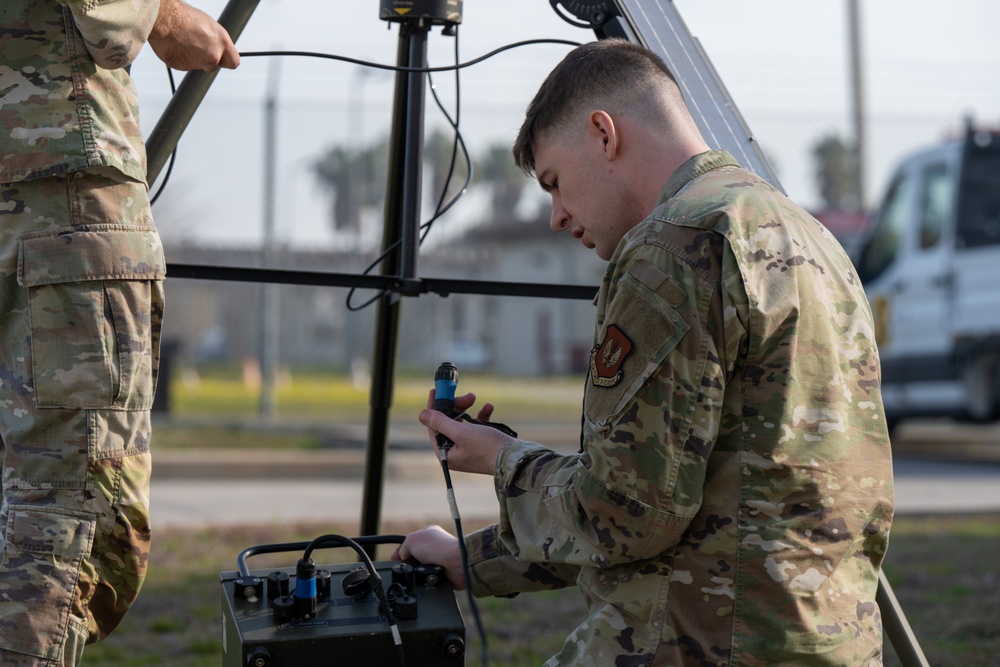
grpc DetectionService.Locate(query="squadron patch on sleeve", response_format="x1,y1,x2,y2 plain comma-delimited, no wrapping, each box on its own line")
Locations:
590,324,633,387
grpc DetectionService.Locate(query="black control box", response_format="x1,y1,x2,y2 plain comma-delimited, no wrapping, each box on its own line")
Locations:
221,539,465,666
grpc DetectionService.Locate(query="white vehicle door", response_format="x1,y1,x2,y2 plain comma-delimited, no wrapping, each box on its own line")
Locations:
858,147,958,415
885,149,958,410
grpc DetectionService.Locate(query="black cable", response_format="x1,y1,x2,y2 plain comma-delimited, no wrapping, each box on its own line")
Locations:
345,139,468,310
345,28,473,312
302,534,405,667
149,66,178,206
147,37,579,267
238,38,583,74
301,533,376,564
420,29,469,242
438,448,489,667
235,535,406,579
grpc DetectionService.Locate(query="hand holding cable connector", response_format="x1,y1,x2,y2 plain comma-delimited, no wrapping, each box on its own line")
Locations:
422,363,518,475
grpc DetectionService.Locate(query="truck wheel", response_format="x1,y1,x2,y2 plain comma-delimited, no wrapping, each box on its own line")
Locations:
960,355,1000,422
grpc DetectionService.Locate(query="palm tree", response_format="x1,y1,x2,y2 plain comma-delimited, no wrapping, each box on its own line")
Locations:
813,133,860,210
312,141,389,233
312,134,531,237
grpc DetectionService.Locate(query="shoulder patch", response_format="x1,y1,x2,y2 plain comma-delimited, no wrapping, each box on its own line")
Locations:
590,324,634,387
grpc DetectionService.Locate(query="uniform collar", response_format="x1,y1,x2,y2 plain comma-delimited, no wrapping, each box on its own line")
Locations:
655,149,741,206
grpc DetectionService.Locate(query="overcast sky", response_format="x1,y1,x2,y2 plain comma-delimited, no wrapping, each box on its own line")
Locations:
130,0,1000,249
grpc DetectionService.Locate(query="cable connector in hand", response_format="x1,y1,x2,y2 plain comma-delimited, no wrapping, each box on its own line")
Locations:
433,362,459,454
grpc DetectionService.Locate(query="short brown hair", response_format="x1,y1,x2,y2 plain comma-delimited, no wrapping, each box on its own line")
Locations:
512,39,680,176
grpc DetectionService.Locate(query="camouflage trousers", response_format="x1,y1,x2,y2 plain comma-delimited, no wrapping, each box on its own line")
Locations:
0,170,165,666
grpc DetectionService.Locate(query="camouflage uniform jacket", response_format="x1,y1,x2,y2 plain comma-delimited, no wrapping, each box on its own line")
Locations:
466,150,894,666
0,0,159,184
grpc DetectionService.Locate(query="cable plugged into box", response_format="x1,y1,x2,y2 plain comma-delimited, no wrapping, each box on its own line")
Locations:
221,535,464,667
220,364,517,667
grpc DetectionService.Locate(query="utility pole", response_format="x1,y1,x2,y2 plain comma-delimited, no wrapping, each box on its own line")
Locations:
847,0,867,210
259,56,280,419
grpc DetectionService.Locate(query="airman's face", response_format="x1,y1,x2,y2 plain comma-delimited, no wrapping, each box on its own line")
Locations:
533,126,636,261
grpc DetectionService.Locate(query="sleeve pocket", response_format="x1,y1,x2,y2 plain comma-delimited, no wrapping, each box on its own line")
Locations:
17,225,165,410
584,270,690,433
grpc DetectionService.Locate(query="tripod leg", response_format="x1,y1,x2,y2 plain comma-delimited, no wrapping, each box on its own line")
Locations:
877,569,930,667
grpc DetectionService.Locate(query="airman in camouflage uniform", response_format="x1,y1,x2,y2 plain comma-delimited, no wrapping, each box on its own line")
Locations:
399,39,893,666
1,1,237,664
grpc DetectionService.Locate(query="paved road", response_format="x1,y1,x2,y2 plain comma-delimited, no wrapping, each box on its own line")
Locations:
150,455,1000,530
151,472,498,529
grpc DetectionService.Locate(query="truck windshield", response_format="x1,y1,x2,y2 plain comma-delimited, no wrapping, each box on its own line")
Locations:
857,173,913,284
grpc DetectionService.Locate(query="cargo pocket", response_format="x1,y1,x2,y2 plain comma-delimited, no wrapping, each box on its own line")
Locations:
17,224,165,411
0,506,96,661
584,260,690,432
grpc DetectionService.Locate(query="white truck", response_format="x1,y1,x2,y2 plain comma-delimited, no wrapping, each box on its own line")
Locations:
855,122,1000,427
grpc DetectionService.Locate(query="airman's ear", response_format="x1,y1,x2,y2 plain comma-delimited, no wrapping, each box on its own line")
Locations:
588,110,619,161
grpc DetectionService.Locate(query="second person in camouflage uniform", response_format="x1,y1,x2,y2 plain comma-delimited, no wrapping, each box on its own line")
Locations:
0,1,238,665
397,39,894,666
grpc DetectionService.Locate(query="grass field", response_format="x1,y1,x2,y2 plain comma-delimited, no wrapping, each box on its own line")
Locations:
164,366,586,425
80,368,1000,664
82,513,1000,666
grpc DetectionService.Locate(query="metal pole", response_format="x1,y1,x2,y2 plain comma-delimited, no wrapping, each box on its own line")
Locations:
145,0,261,184
847,0,867,209
877,570,930,667
258,58,280,420
400,26,428,281
360,19,431,538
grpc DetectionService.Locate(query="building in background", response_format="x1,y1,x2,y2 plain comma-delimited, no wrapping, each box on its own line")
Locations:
161,212,602,379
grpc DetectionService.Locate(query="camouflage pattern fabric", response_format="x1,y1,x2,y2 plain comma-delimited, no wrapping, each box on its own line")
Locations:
1,3,163,664
465,150,894,666
2,2,162,662
0,175,164,662
0,0,158,184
